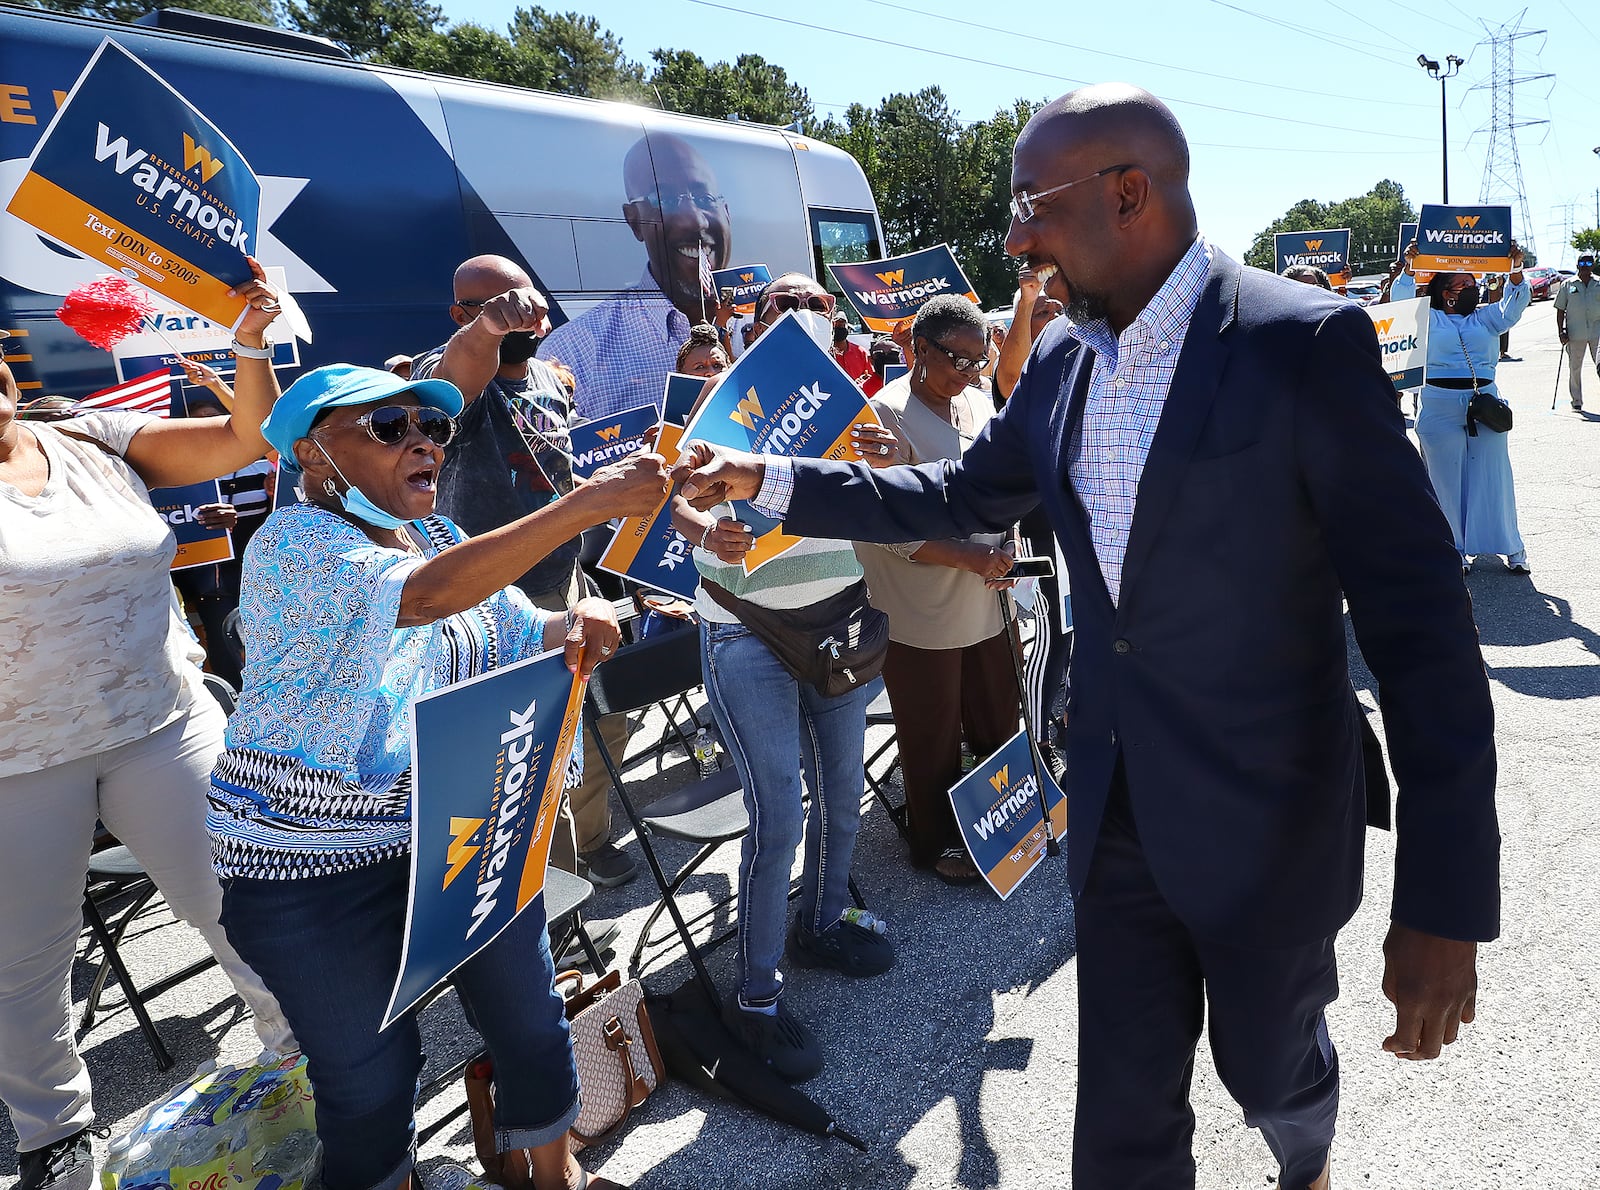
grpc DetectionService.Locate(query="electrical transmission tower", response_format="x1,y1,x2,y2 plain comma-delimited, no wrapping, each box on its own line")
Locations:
1469,9,1551,258
1551,199,1578,256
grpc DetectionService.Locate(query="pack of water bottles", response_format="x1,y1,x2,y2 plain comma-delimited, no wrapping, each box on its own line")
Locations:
101,1051,320,1190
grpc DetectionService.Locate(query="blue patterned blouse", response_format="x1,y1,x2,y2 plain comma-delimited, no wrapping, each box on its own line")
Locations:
208,505,547,880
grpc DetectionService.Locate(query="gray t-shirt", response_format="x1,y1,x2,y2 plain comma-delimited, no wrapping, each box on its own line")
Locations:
0,413,205,777
411,349,581,596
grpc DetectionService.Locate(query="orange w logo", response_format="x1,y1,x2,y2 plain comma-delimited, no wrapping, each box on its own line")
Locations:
443,816,485,890
1305,239,1323,250
730,388,764,430
182,134,225,183
740,272,754,283
1372,319,1394,335
596,423,623,441
1455,214,1481,229
988,766,1009,796
875,269,905,286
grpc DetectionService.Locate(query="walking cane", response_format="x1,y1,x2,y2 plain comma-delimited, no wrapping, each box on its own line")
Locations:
995,577,1061,858
1550,341,1566,412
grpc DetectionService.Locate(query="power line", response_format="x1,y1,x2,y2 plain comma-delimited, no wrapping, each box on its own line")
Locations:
1557,0,1600,44
1201,0,1417,68
1318,0,1409,49
683,0,1439,143
858,0,1430,111
1384,0,1479,36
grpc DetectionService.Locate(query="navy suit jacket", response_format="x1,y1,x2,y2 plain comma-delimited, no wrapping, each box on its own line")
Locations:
783,249,1499,948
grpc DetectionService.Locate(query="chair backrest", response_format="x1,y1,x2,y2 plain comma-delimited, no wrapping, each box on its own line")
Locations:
202,672,238,716
584,626,703,718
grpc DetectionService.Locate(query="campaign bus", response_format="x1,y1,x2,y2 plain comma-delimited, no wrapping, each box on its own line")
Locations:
0,6,886,398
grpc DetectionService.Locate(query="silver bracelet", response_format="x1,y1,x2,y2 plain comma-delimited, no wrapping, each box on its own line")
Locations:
230,337,272,360
700,522,716,550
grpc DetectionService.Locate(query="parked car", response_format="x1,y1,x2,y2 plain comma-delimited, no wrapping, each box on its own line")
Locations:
1524,267,1560,301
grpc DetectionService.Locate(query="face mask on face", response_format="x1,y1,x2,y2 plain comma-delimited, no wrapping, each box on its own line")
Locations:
832,325,849,344
317,444,412,531
793,309,833,352
1451,286,1480,316
498,331,539,366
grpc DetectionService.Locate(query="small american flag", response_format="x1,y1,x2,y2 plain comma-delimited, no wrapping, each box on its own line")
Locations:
698,246,715,302
76,369,176,417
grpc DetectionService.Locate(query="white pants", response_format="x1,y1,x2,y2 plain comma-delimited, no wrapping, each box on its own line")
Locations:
0,681,293,1152
1566,337,1599,405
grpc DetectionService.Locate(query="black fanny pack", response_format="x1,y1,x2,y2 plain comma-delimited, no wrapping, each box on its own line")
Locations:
703,577,889,698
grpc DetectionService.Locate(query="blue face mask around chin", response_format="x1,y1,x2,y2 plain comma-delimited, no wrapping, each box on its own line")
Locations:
317,445,413,531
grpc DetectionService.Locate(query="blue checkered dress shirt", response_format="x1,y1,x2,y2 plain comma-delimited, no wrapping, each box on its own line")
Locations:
538,268,693,421
1066,236,1211,606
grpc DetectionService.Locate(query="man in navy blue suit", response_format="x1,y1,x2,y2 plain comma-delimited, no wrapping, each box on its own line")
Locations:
673,84,1499,1189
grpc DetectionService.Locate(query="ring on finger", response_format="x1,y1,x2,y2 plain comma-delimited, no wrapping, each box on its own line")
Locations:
599,644,614,656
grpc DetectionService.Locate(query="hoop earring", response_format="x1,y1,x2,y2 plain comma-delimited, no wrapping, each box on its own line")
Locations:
323,477,338,498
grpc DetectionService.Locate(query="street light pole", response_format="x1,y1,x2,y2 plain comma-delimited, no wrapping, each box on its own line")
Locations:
1418,53,1464,202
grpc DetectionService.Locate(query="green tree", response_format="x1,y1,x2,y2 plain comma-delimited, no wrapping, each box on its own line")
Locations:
648,49,812,126
23,0,276,25
509,7,645,101
1573,227,1600,254
1245,180,1417,275
383,22,548,89
283,0,443,57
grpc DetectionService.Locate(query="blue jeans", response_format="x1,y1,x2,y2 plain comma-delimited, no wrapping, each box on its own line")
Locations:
220,856,579,1190
700,620,869,1006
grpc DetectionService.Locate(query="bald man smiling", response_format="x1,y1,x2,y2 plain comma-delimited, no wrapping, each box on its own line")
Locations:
673,84,1499,1189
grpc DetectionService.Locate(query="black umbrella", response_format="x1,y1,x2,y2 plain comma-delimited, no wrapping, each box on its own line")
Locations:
645,982,868,1152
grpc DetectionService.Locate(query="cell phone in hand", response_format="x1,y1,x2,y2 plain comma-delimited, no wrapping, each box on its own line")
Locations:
719,287,736,305
1006,556,1055,579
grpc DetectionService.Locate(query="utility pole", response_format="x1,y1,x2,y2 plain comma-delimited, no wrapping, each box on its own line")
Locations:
1418,53,1464,201
1471,9,1552,259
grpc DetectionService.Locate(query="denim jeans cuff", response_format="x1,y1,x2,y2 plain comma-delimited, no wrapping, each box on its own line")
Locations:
363,1143,415,1190
495,1092,581,1153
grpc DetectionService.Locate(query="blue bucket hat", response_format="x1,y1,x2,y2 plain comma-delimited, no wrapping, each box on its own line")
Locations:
262,364,463,473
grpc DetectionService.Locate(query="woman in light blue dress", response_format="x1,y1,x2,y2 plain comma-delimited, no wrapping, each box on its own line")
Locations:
1391,243,1531,573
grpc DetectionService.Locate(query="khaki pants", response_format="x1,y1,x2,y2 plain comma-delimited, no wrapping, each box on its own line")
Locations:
524,564,632,872
1566,337,1599,406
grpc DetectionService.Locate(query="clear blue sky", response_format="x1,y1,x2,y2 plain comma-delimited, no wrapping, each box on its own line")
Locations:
446,0,1600,269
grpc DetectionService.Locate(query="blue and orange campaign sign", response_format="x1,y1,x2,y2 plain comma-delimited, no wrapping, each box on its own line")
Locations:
385,648,585,1028
828,244,980,334
662,372,706,426
568,403,658,480
679,312,880,572
1413,205,1514,275
1365,298,1430,393
711,263,771,316
1274,229,1352,287
152,478,234,571
1397,221,1419,257
596,422,700,601
5,39,260,330
948,729,1067,901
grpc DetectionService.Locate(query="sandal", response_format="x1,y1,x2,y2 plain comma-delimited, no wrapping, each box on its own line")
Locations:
933,847,982,886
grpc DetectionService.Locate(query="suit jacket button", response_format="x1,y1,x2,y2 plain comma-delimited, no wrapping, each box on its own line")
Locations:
1113,638,1132,654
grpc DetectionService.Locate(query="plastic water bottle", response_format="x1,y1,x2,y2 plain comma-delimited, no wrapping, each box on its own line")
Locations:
255,1128,321,1182
692,728,718,777
425,1161,500,1190
841,907,888,935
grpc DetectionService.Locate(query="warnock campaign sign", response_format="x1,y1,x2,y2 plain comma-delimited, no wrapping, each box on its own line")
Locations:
385,648,585,1028
152,478,233,570
568,403,658,480
1274,229,1352,287
597,422,701,601
662,372,706,426
1365,297,1430,392
1413,205,1514,275
679,312,881,572
5,39,260,331
828,244,980,334
711,264,771,316
1397,221,1419,258
948,729,1068,901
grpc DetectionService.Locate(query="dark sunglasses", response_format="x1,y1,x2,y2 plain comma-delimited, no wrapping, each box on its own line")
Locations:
923,337,984,373
762,292,835,318
342,405,457,448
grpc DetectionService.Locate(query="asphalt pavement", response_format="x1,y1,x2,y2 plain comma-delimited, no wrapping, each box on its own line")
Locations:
4,299,1597,1189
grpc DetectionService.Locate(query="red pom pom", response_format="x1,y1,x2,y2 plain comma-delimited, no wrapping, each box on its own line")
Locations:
56,276,158,352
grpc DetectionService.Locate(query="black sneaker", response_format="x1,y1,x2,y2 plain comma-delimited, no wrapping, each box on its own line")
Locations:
17,1130,92,1190
577,842,638,889
790,915,896,978
720,993,824,1082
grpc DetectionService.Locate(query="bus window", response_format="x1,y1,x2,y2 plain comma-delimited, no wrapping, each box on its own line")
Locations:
810,207,881,329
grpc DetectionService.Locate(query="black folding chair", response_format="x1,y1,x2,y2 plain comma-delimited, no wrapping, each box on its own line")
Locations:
861,682,907,837
585,629,744,1006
